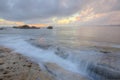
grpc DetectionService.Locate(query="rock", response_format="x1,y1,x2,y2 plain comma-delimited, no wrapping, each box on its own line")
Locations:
13,25,40,29
47,26,53,29
0,59,4,65
28,39,51,49
87,63,120,80
100,50,111,54
0,47,54,80
0,47,12,53
20,25,30,29
0,69,4,72
29,38,35,40
36,44,51,49
3,71,9,74
0,54,5,58
31,26,40,29
44,63,89,80
55,47,69,59
0,28,4,30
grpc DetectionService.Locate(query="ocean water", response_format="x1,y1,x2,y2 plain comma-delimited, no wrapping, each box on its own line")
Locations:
0,25,120,79
53,26,120,48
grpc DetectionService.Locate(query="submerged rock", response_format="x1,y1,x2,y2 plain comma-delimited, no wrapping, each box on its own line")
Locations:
55,47,69,59
28,39,51,49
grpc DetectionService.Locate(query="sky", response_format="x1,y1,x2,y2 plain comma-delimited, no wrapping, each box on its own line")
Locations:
0,0,120,26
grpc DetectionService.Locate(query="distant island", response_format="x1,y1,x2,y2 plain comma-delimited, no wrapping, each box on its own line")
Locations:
13,25,40,29
47,26,53,29
13,25,53,29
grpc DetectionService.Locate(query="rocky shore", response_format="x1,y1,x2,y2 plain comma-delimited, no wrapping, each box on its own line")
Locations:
0,46,54,80
0,46,89,80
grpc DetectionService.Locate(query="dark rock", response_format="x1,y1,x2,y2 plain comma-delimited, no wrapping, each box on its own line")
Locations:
0,60,4,65
3,71,9,74
0,78,3,80
13,26,18,28
0,55,5,58
29,38,35,40
13,25,40,29
36,44,51,49
87,64,120,80
55,47,69,59
47,26,53,29
0,28,4,30
27,64,32,68
31,26,40,29
6,67,10,69
20,25,30,29
0,69,4,72
13,62,16,64
100,50,111,54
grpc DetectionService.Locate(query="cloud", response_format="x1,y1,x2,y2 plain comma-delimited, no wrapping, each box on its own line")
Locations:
0,0,120,25
53,7,106,25
0,18,24,26
0,0,84,21
54,0,120,25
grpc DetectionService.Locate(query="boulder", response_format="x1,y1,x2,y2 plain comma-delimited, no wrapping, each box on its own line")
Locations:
44,63,89,80
47,26,53,29
0,28,4,30
87,63,120,80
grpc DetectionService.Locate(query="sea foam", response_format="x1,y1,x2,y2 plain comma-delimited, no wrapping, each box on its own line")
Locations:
0,35,81,74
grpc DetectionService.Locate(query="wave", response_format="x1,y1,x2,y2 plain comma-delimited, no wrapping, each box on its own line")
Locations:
1,35,120,80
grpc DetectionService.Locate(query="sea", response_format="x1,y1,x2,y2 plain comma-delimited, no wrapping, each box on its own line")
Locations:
0,25,120,80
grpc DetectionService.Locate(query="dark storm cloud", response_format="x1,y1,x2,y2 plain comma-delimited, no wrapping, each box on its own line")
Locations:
0,0,120,22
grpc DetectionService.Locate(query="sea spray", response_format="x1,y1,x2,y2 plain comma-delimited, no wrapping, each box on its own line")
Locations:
0,36,81,74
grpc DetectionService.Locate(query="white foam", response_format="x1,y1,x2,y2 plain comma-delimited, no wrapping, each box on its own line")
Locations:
0,36,80,74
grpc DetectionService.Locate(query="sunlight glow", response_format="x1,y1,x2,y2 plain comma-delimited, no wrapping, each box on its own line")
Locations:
53,7,106,25
28,24,49,27
0,19,24,26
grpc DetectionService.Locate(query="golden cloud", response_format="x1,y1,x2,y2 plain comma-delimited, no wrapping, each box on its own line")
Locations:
53,7,106,25
0,19,25,26
28,24,49,27
78,7,106,22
